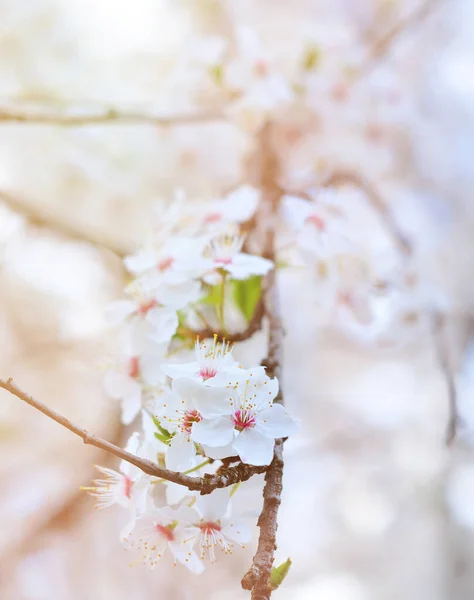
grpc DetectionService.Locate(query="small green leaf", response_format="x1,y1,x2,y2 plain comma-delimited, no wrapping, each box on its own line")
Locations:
154,431,171,444
270,558,292,590
232,276,262,322
200,284,222,306
303,45,320,71
152,417,173,445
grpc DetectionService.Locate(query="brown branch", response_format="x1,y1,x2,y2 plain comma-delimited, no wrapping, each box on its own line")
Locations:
0,378,266,494
432,314,459,445
322,169,412,257
1,190,131,257
241,123,286,600
0,107,224,127
359,0,442,77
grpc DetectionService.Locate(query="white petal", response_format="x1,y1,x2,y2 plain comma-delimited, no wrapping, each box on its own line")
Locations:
166,482,195,506
191,417,234,447
165,433,196,472
258,404,299,438
105,300,136,324
146,308,178,343
172,378,233,418
222,519,253,544
227,253,273,279
121,383,142,425
201,442,235,460
171,545,205,574
161,362,200,380
222,185,259,222
196,487,230,521
124,249,157,273
233,428,275,466
139,352,167,387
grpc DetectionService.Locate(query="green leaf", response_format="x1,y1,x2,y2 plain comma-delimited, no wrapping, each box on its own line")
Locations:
232,276,262,322
200,284,222,306
152,416,173,445
270,558,292,590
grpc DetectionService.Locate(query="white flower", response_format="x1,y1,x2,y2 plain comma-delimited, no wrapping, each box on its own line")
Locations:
156,378,230,471
106,280,201,345
124,237,209,287
184,488,253,563
182,372,299,466
162,335,246,385
82,433,150,514
199,185,259,230
204,233,273,281
225,26,293,112
122,506,204,574
103,331,168,425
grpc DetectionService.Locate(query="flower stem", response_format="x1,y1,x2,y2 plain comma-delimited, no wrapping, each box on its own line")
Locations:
219,272,227,332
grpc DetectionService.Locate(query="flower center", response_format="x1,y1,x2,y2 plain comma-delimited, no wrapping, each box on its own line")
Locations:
305,214,326,231
182,409,202,433
128,356,140,379
155,523,175,542
254,59,269,78
208,233,244,266
123,475,133,499
204,212,222,224
199,521,222,533
157,256,174,271
233,408,256,432
199,366,218,381
138,299,159,315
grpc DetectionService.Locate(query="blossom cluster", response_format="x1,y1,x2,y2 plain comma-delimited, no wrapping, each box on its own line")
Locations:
85,185,298,573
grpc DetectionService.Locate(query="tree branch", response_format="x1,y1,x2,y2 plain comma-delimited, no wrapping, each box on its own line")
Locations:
1,190,131,257
432,314,459,445
241,123,286,600
0,378,266,494
0,107,224,127
360,0,442,77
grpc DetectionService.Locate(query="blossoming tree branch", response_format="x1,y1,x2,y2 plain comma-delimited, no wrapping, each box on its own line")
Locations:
0,3,452,599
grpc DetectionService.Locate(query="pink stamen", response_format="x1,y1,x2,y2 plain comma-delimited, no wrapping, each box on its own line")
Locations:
157,256,174,271
128,356,140,379
254,59,269,77
204,212,222,224
214,257,232,265
138,299,159,315
199,521,222,533
123,475,133,499
155,524,175,542
233,409,256,432
305,214,326,231
331,82,348,103
183,409,202,433
199,367,218,381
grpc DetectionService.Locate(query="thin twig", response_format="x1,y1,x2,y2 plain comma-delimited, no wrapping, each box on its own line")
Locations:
322,169,412,257
241,123,285,600
432,314,459,445
359,0,442,77
1,190,131,257
0,108,224,127
0,378,266,494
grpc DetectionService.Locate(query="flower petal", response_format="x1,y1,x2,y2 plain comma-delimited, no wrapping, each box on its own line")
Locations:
105,300,136,324
258,404,299,438
165,433,196,472
227,253,273,279
233,427,274,466
196,487,230,521
201,442,235,460
222,519,253,544
173,378,233,418
161,362,200,380
191,417,234,447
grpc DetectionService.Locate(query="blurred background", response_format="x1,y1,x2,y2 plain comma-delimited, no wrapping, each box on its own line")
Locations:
1,0,474,598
